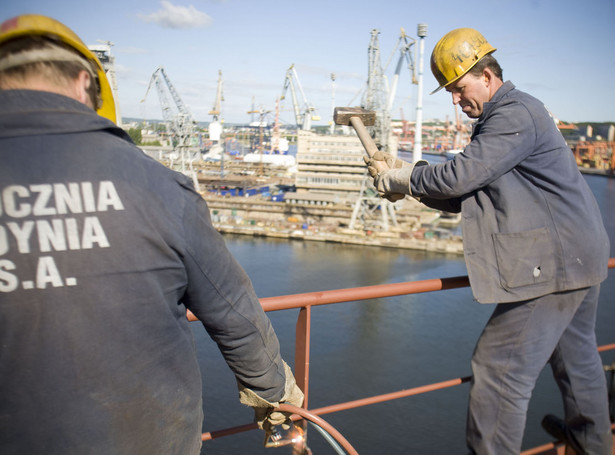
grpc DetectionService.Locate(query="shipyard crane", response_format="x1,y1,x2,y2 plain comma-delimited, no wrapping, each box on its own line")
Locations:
141,67,199,189
347,30,398,233
207,70,224,146
384,28,417,112
208,69,224,122
362,29,392,153
350,27,423,232
141,66,195,150
280,64,320,130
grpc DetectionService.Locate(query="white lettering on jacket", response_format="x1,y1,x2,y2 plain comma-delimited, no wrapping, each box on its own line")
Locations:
0,181,124,292
1,181,124,217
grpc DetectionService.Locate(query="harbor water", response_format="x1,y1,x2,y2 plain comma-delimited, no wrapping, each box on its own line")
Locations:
195,174,615,454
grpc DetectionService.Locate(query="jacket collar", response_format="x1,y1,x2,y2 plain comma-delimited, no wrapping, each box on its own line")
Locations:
480,80,516,120
0,89,130,142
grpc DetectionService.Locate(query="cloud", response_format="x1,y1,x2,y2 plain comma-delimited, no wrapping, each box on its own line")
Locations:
139,1,212,29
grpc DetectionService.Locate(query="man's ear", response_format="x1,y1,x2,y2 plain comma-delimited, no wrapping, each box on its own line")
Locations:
483,68,493,87
74,70,93,107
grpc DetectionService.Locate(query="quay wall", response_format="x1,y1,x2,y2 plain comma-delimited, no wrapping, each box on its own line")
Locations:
202,194,464,255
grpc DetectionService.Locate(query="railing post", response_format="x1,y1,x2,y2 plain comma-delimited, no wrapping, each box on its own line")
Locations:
293,305,311,455
294,305,311,408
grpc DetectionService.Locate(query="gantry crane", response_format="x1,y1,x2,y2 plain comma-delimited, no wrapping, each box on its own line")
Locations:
280,64,320,130
207,69,224,145
141,66,195,150
349,27,422,232
208,69,224,122
141,66,199,188
362,29,391,153
384,28,417,112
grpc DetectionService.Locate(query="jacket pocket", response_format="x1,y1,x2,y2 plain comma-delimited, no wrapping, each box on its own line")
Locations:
492,227,555,290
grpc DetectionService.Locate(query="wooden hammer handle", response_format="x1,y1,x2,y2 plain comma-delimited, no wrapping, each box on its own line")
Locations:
349,116,405,202
349,116,379,158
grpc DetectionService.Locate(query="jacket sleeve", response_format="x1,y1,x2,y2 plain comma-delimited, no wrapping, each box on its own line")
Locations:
418,196,462,213
178,184,286,402
410,99,537,199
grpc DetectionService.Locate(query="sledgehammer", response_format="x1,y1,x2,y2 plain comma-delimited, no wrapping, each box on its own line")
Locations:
334,106,405,201
333,107,380,159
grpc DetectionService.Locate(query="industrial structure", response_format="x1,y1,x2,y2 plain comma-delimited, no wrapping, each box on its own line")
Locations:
88,41,122,126
141,66,200,188
280,64,321,131
141,66,196,152
294,130,365,197
131,22,613,244
346,25,428,232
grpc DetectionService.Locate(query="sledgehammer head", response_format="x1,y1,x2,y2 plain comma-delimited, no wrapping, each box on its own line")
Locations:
333,107,376,126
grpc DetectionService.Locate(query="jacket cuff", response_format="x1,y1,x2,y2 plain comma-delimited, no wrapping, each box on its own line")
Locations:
376,160,428,195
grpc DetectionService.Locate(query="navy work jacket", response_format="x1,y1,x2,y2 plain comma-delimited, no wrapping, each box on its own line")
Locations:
411,82,609,303
0,90,286,454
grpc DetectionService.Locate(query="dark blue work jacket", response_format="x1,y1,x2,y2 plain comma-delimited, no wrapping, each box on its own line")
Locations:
411,82,609,303
0,90,286,454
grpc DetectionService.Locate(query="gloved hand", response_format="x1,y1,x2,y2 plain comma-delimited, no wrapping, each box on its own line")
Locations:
364,150,408,178
364,151,410,202
238,361,304,433
365,151,428,202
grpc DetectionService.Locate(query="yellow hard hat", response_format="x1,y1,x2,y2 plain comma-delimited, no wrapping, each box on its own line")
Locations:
430,28,496,94
0,14,117,123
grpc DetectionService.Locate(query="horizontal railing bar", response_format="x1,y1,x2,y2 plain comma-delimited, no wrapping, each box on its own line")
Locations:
187,275,470,321
260,275,470,312
309,376,472,417
520,423,615,455
199,375,473,442
598,343,615,353
262,259,615,312
190,259,615,320
201,343,615,442
521,441,565,455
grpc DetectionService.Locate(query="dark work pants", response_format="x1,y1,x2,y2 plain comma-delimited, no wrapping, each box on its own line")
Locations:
466,285,612,455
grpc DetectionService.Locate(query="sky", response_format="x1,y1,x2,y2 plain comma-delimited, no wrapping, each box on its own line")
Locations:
2,0,614,126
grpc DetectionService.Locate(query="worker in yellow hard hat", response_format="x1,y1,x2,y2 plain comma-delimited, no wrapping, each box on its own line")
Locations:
429,27,503,119
0,14,302,455
365,28,612,454
0,14,116,122
429,27,496,94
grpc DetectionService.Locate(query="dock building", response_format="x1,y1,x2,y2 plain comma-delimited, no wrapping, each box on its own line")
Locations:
292,130,366,201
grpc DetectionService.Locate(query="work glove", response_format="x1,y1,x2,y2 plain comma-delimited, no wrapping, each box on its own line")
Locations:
364,150,408,178
365,151,428,202
238,360,304,433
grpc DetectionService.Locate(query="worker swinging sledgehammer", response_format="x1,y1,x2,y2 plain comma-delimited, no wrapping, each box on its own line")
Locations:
344,27,612,455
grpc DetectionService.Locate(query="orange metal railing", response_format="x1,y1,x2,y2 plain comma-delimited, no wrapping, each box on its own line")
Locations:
191,257,615,452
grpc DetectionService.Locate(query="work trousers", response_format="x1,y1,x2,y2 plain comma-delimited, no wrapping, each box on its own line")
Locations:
466,285,612,455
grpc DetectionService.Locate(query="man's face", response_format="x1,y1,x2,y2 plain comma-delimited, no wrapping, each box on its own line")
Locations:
446,71,491,119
